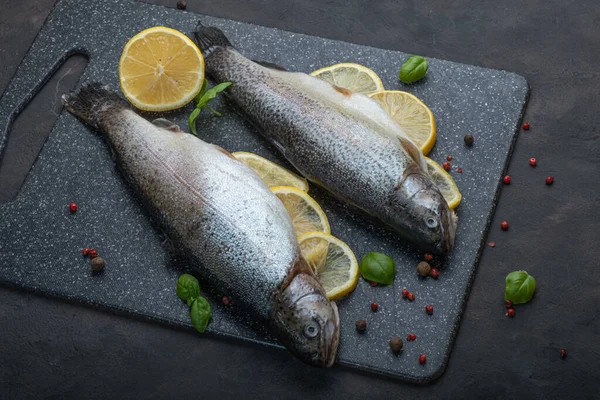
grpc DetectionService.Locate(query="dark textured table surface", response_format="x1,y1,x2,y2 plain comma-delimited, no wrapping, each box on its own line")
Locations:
0,0,598,398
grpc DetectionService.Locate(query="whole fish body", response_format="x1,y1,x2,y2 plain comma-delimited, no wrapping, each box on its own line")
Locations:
62,83,339,367
194,24,457,255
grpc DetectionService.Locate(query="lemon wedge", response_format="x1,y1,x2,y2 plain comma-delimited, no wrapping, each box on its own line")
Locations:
369,90,437,155
425,157,462,209
118,26,204,111
298,232,359,300
232,152,309,192
310,63,385,95
271,186,330,237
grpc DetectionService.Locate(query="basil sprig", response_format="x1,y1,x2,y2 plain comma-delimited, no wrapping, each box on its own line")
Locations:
176,274,211,333
187,80,232,135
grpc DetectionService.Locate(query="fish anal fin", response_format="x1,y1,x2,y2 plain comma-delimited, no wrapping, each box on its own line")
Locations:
333,85,352,97
398,136,425,167
152,118,182,132
213,144,237,159
253,60,288,71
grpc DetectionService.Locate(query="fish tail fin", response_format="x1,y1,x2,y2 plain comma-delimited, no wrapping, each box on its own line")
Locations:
61,82,128,129
193,22,233,55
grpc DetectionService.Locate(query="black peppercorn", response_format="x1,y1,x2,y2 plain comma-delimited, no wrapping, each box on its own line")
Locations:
355,319,367,332
91,256,105,272
464,134,474,147
176,0,187,10
417,261,431,277
389,336,403,353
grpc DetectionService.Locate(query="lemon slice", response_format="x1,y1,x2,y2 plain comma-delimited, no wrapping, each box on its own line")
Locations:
298,232,359,300
425,157,462,209
119,26,205,111
310,63,385,95
271,186,330,237
369,90,437,155
232,152,309,192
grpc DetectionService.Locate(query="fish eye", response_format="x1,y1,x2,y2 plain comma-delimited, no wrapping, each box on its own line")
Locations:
303,322,320,338
426,217,438,229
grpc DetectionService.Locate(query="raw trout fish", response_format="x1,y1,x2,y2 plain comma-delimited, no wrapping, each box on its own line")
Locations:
194,24,457,255
62,83,339,367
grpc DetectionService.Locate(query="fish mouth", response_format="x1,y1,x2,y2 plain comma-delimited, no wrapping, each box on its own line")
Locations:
320,301,340,367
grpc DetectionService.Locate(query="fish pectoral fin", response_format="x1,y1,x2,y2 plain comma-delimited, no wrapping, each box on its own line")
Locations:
252,60,288,71
152,118,183,133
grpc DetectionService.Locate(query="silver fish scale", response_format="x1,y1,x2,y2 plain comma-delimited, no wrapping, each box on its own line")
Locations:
207,49,416,221
104,110,298,319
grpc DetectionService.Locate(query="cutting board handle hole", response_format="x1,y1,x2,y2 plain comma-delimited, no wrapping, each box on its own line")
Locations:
0,53,89,203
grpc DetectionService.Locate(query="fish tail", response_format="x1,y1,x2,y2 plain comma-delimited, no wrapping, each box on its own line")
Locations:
193,22,233,56
61,82,128,129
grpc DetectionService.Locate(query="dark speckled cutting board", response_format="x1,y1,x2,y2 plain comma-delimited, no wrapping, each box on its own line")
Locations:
0,0,528,383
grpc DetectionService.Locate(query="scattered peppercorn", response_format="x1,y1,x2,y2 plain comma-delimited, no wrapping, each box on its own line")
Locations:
442,161,451,171
425,305,434,315
355,319,367,332
446,155,453,161
529,157,537,166
222,296,231,305
424,253,433,262
82,248,90,256
407,333,417,341
503,175,511,185
69,203,78,213
559,349,567,359
370,281,378,287
419,354,427,364
464,134,474,147
505,300,513,308
89,249,98,258
457,167,463,173
407,292,415,301
546,176,554,185
371,302,379,311
429,268,440,279
91,256,105,272
523,122,530,130
488,241,496,247
389,336,403,353
500,221,509,231
417,261,431,277
176,0,187,10
506,308,515,317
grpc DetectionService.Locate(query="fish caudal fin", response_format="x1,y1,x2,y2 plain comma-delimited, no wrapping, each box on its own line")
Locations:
61,82,129,130
193,22,233,55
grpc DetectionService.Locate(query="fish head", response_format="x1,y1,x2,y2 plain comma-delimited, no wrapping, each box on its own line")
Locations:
393,170,457,255
270,262,340,367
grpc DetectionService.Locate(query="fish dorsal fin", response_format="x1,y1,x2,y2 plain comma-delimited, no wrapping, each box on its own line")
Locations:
152,118,182,132
252,60,287,71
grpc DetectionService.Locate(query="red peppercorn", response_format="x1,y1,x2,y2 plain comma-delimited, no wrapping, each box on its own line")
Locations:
523,122,530,130
425,305,434,315
419,354,427,364
500,221,509,231
446,155,453,161
407,292,415,301
82,247,90,256
407,333,417,341
401,289,409,298
505,300,513,308
424,253,433,262
506,308,515,317
429,268,440,279
559,349,567,359
371,302,379,311
457,167,463,173
546,176,554,185
89,249,98,258
370,281,378,287
69,203,78,213
488,241,496,248
442,161,451,171
503,175,511,185
529,157,537,166
222,296,231,305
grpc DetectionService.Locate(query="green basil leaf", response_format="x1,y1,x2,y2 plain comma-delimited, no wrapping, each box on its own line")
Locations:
359,252,396,285
504,270,536,304
195,79,208,105
198,82,232,108
190,296,211,333
187,107,201,135
186,297,196,307
176,274,200,301
399,55,429,84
